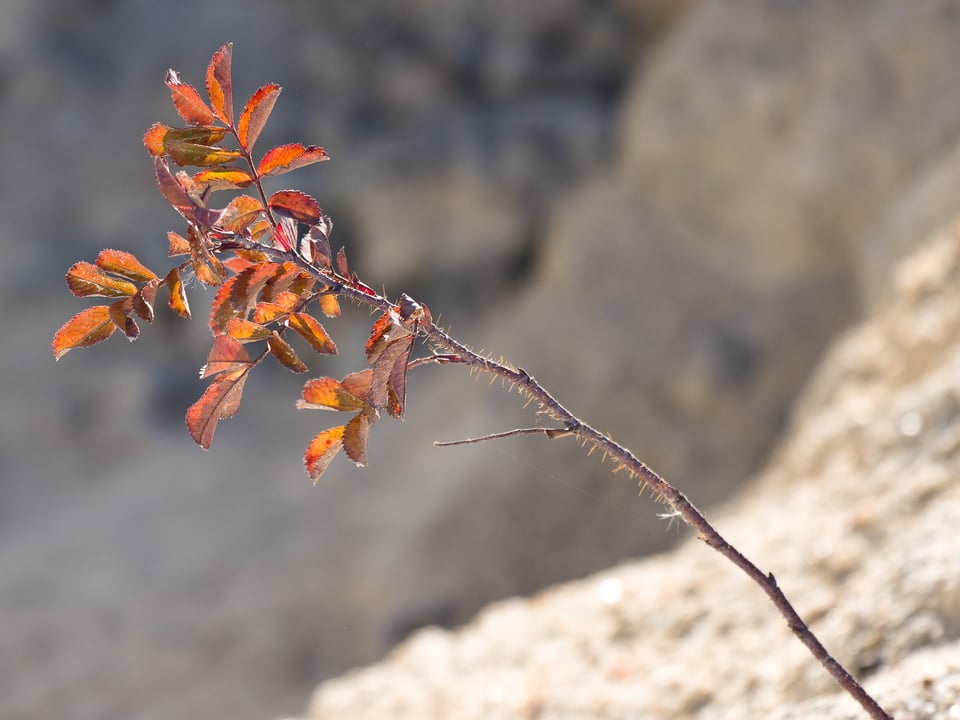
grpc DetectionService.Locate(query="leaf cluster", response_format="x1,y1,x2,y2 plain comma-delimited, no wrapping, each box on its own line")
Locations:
53,44,429,482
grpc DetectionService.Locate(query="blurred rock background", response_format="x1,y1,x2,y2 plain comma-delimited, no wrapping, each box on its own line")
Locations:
3,1,960,719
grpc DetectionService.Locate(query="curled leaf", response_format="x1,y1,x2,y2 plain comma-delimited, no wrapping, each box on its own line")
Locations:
109,298,140,340
52,305,116,360
192,168,255,191
96,249,158,283
304,426,345,484
258,143,329,177
164,141,242,167
165,266,191,318
206,43,234,125
165,69,215,126
318,294,341,318
286,312,337,355
238,83,281,152
66,261,138,298
186,367,249,449
133,279,159,323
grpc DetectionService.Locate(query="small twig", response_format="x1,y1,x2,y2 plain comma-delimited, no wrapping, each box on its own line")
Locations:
434,426,574,447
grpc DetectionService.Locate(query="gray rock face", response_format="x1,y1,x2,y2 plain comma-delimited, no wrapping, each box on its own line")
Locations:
4,1,960,719
299,215,960,720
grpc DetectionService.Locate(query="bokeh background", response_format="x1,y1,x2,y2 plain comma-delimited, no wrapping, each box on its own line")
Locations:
5,1,960,719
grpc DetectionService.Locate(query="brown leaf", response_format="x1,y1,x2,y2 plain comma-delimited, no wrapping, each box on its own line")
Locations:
268,332,308,373
165,266,191,318
267,190,322,225
206,43,234,126
200,335,252,379
387,336,415,418
186,367,249,449
164,141,242,168
209,274,242,335
341,369,373,399
343,412,371,466
231,263,282,312
365,307,413,364
109,298,140,340
238,83,281,152
286,312,337,355
165,69,216,126
336,247,349,277
66,261,138,298
154,157,198,223
297,377,365,412
369,336,413,412
52,305,116,360
257,143,329,177
304,426,345,484
96,249,158,283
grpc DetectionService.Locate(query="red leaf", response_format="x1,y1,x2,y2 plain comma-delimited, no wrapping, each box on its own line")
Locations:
218,195,264,233
209,274,242,335
109,298,140,340
238,83,281,152
258,144,329,178
133,279,159,323
268,190,322,225
297,377,365,412
268,332,309,373
66,261,138,298
206,43,234,125
231,262,282,311
154,157,197,222
343,412,372,466
186,367,249,449
286,312,337,355
165,69,216,126
199,335,252,379
304,426,345,484
52,306,116,360
192,168,254,191
96,249,158,283
165,266,191,318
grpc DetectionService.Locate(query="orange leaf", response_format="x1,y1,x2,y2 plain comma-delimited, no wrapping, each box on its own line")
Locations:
167,231,191,257
109,298,140,340
200,335,252,378
144,123,228,157
226,317,272,343
96,249,158,282
165,266,191,318
165,69,215,126
66,261,138,298
252,301,289,324
318,294,341,318
192,168,254,191
186,367,249,449
209,274,243,335
268,190,322,224
206,43,234,125
297,377,365,412
193,259,222,287
304,426,345,484
268,332,309,373
238,83,281,152
52,305,116,360
343,412,372,466
231,263,282,312
143,123,168,157
286,312,337,355
258,143,329,177
218,195,264,233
